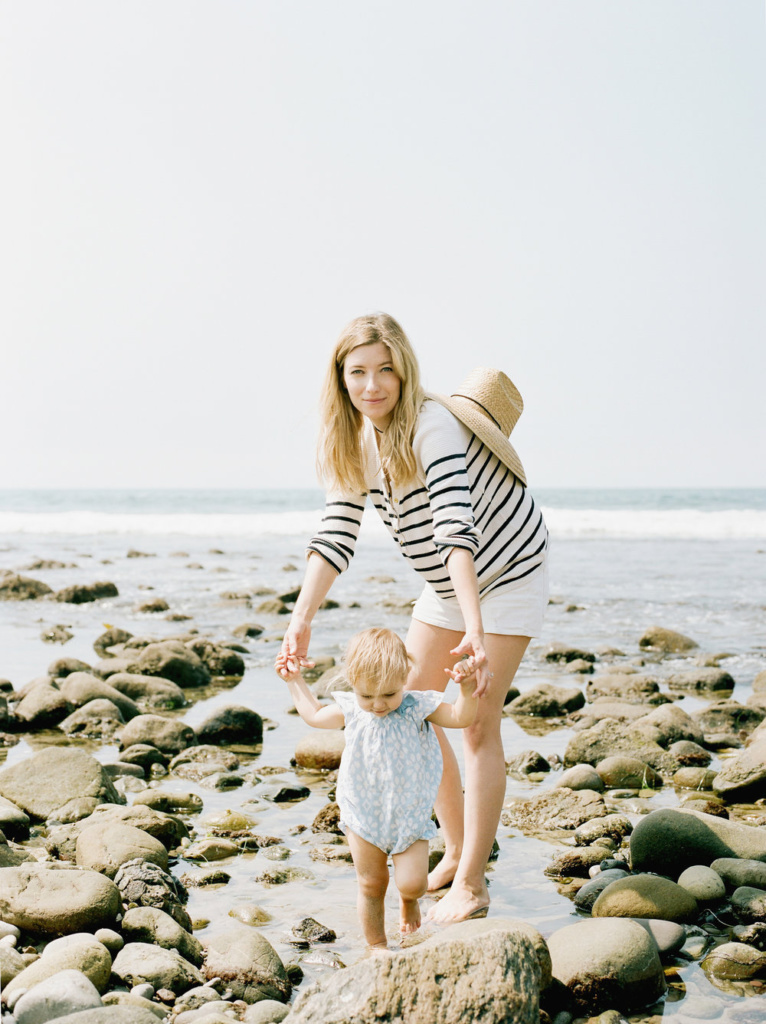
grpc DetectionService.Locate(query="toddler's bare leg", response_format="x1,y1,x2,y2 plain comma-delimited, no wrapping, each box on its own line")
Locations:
392,839,429,933
346,830,390,948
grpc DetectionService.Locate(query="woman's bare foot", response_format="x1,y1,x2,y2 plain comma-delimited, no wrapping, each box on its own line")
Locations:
400,896,422,933
426,882,489,924
427,852,460,892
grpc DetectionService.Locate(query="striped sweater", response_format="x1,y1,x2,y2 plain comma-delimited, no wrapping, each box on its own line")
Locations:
307,399,548,600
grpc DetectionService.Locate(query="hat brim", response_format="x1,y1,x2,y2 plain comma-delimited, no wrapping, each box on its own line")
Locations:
426,393,527,486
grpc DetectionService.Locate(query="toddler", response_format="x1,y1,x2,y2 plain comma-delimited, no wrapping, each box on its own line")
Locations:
275,626,478,949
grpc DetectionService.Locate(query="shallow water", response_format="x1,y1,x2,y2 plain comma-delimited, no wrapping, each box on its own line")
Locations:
1,502,766,1019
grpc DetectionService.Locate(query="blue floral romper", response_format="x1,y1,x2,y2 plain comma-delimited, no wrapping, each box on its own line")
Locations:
332,690,444,855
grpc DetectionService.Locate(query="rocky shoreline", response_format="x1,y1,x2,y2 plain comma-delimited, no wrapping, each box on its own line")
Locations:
1,568,766,1023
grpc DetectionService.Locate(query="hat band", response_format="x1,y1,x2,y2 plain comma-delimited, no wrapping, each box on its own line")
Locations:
452,393,504,433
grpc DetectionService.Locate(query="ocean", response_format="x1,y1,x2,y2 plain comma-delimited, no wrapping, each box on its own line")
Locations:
1,487,765,1019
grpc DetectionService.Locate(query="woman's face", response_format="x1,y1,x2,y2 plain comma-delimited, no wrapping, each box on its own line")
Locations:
342,342,401,430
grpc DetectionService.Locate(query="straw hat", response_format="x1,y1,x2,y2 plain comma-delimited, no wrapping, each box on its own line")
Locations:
426,367,527,485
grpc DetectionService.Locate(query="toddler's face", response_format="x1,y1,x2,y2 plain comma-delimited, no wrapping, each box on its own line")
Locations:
353,676,405,717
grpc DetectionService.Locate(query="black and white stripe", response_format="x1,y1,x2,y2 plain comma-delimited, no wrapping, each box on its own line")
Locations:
307,400,548,598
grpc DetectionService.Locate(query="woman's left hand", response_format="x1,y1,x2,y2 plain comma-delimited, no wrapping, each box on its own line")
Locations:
450,632,490,697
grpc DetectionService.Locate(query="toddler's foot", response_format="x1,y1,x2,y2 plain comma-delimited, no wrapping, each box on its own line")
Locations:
368,941,391,955
400,896,422,934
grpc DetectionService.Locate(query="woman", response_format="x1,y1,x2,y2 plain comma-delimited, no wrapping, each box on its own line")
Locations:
279,312,549,923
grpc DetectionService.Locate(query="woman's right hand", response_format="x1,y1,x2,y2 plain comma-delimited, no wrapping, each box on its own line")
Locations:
278,617,314,679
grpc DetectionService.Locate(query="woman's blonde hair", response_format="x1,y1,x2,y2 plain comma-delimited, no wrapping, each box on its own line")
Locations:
318,312,424,493
345,627,411,691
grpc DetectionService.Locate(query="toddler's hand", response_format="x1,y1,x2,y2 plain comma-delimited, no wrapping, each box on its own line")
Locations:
445,655,478,689
275,652,301,681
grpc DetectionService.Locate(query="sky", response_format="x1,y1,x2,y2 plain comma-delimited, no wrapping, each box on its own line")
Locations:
1,1,765,491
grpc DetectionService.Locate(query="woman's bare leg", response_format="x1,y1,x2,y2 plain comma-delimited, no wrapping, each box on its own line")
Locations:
429,633,530,923
405,618,466,891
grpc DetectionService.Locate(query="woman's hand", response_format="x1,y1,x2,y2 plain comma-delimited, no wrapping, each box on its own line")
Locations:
278,617,314,679
450,632,490,697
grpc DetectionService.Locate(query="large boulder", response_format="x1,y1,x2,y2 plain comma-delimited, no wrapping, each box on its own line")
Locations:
202,929,291,1004
113,859,191,932
108,672,187,709
55,582,119,604
60,700,125,739
591,873,699,923
286,918,542,1023
195,705,263,746
564,718,679,773
506,683,585,717
185,639,245,678
638,627,698,653
3,935,112,1002
0,863,122,936
630,807,766,876
76,822,169,878
59,673,141,721
11,968,103,1024
712,738,766,801
130,641,211,688
0,574,53,600
112,941,204,994
13,682,73,729
0,748,123,821
547,917,666,1013
501,788,607,832
121,906,203,967
118,714,197,755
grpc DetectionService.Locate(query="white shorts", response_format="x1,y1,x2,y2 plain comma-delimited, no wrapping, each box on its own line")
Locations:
411,560,549,638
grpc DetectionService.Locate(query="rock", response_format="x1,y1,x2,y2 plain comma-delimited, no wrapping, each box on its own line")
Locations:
42,1008,163,1023
505,750,551,776
119,744,170,771
711,857,766,892
592,873,699,923
0,796,28,844
202,928,291,1003
0,942,27,987
547,917,665,1013
668,739,712,766
185,639,245,677
132,790,203,814
731,886,766,924
132,641,211,688
3,935,113,1000
113,859,191,931
233,623,265,639
41,624,75,644
712,738,766,801
545,845,617,878
573,868,631,912
184,838,240,861
55,582,119,604
554,764,604,792
673,766,718,790
0,574,53,600
630,808,766,875
544,643,596,663
49,804,188,857
501,788,607,832
108,673,187,709
196,705,263,745
638,627,698,653
595,755,662,790
118,713,198,754
0,748,123,821
311,802,342,834
702,941,766,981
631,918,687,956
290,917,336,944
12,968,103,1023
243,1000,290,1023
121,906,203,966
638,704,704,746
585,673,659,702
569,700,650,728
112,941,204,993
50,658,93,678
677,865,726,902
76,822,169,877
100,992,167,1018
254,866,314,887
506,683,585,716
14,682,73,728
573,814,632,847
59,673,141,721
93,627,134,658
287,917,542,1023
136,598,170,613
60,699,125,738
563,718,678,773
665,668,735,693
255,782,310,803
0,863,122,936
293,731,345,770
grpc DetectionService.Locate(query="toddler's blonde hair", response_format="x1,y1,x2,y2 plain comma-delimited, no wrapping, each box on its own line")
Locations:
345,627,411,692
